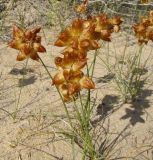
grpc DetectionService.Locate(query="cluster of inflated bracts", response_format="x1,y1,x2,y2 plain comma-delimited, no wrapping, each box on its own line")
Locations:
8,11,153,101
53,14,122,101
9,26,46,61
133,11,153,44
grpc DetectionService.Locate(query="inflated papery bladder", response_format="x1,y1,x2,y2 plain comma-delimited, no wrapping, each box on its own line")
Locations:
53,14,123,101
9,25,46,61
133,10,153,44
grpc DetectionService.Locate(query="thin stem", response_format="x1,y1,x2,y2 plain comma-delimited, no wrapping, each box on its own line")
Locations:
13,58,29,120
91,50,98,78
72,98,82,125
38,55,73,127
81,50,99,159
38,55,53,80
85,63,91,109
87,50,98,108
79,92,83,107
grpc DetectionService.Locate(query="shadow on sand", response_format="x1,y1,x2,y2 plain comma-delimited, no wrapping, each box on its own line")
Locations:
121,89,152,126
10,67,34,75
94,88,152,126
18,76,37,87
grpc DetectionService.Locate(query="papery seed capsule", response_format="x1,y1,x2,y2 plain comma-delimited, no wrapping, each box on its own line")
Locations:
109,17,123,25
80,76,95,89
101,30,111,41
114,25,120,33
25,30,33,40
13,25,24,38
53,72,65,85
80,39,90,48
90,40,100,49
16,52,26,61
67,83,81,96
32,27,41,34
72,59,87,71
55,57,63,67
33,43,46,52
75,0,88,14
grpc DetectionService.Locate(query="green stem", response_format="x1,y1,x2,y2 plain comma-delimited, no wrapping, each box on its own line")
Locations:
87,50,98,108
38,55,73,127
13,58,29,120
81,50,98,159
85,63,91,109
91,50,98,78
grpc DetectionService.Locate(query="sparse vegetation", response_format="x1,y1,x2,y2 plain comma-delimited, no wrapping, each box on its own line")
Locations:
0,0,153,160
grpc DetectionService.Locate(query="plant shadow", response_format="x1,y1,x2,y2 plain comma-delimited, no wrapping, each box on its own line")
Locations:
10,67,34,75
121,89,152,126
18,76,37,87
92,95,120,125
96,73,115,83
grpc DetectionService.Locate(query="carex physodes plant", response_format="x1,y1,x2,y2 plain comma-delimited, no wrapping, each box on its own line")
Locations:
8,1,123,159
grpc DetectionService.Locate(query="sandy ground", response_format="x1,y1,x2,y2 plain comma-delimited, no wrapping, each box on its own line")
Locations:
0,29,153,160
